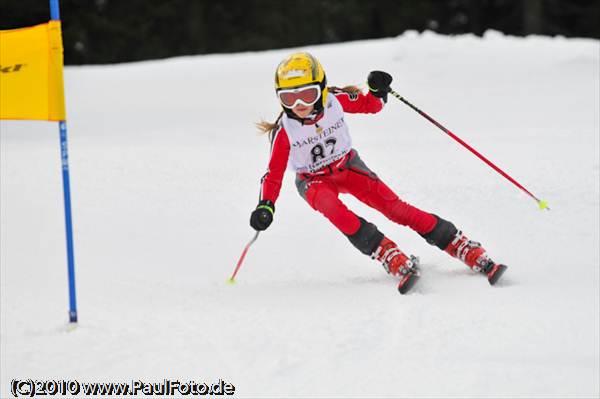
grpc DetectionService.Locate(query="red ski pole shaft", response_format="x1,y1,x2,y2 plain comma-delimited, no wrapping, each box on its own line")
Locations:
228,231,260,284
389,89,548,210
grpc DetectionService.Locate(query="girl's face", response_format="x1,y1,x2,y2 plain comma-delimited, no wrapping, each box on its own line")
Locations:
292,103,314,119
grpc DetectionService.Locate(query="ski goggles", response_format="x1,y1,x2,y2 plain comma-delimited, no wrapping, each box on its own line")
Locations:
277,84,321,108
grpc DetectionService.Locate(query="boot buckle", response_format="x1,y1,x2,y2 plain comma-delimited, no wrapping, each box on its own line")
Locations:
473,256,493,273
400,255,420,276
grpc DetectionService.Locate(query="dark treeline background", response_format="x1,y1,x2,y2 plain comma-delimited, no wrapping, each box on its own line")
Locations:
1,0,598,65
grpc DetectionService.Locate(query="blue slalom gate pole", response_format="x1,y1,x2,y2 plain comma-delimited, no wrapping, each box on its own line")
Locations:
50,0,78,324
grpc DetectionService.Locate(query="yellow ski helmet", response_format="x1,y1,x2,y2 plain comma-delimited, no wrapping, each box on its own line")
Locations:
275,52,328,115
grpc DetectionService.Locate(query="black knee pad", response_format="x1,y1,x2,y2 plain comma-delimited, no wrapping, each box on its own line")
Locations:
346,217,384,255
420,215,458,250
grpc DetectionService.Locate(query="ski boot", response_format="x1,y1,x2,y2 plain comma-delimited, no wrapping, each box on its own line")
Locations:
444,231,507,285
373,237,420,294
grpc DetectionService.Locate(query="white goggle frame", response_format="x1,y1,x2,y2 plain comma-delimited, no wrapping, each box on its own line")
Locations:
277,84,322,109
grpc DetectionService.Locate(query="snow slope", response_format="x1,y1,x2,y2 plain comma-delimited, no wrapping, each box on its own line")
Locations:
1,31,599,398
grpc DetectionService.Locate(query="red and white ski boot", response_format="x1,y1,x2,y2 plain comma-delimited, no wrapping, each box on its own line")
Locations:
373,237,420,294
444,231,507,285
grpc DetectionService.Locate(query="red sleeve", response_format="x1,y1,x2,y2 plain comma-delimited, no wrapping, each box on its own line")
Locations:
260,125,290,204
334,90,384,114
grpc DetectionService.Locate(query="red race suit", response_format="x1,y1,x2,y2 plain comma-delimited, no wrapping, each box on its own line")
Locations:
260,88,436,236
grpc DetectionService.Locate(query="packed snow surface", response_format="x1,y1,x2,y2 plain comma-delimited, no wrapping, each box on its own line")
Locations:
2,31,599,398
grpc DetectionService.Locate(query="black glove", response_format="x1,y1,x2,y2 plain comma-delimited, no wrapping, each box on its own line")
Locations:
367,71,393,100
250,200,274,231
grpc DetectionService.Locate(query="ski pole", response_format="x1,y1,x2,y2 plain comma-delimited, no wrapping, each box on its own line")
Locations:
389,88,549,211
227,231,260,284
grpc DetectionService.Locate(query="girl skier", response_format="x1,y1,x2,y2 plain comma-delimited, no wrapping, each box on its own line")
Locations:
250,52,506,293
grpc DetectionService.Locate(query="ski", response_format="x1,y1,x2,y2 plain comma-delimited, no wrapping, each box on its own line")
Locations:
397,270,420,294
487,264,508,285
